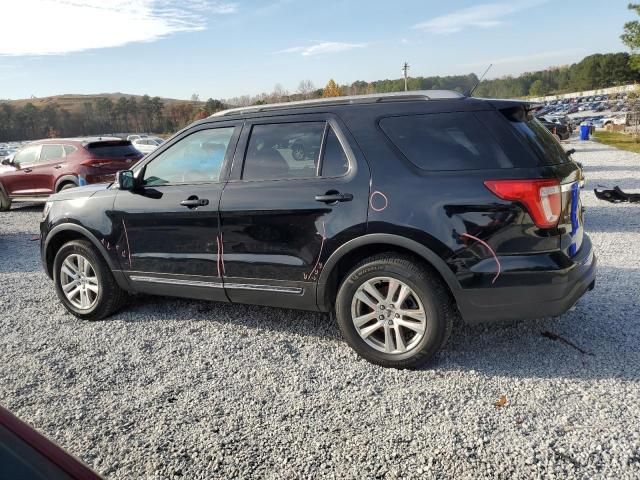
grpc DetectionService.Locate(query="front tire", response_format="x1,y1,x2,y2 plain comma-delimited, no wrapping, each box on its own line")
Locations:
53,240,128,320
335,254,454,369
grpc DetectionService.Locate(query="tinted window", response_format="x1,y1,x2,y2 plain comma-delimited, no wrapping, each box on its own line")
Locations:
380,113,512,171
243,122,325,180
321,127,349,177
143,127,235,186
87,141,140,158
13,145,40,165
63,145,77,155
508,115,569,165
39,145,64,162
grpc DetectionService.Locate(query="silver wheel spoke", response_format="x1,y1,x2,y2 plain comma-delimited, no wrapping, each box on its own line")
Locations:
354,291,377,311
396,318,425,334
394,326,407,353
359,322,382,339
60,254,99,310
363,281,385,303
350,275,428,356
353,311,378,327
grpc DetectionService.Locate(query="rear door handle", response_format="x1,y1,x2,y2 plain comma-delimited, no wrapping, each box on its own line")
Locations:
23,168,32,173
315,192,353,203
180,197,209,208
54,165,63,169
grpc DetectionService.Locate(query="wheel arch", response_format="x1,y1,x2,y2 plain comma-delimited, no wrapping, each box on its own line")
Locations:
316,234,461,312
54,175,78,192
44,224,127,288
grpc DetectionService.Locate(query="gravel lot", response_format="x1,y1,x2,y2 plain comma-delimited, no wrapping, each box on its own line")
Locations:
1,137,639,479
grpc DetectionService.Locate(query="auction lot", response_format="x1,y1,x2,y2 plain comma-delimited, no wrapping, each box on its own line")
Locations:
1,138,639,479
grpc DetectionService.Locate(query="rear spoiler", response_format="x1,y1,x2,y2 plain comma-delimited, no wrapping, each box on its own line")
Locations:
484,99,541,122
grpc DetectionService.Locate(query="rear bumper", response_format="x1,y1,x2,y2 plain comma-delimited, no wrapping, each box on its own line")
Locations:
456,234,596,324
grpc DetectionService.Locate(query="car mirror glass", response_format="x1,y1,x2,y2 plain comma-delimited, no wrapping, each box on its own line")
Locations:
116,170,135,190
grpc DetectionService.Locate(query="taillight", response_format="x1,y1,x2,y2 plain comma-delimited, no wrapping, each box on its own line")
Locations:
82,158,114,168
484,179,561,228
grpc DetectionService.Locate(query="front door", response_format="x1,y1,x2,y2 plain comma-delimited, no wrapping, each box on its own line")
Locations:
113,123,241,301
3,144,42,196
219,114,370,310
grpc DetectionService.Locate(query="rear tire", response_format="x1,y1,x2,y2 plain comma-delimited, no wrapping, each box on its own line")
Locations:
335,254,454,369
0,189,11,211
53,240,128,320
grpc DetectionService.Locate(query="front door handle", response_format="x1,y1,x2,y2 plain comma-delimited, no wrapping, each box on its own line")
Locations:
315,192,353,204
54,165,63,169
180,197,209,208
23,168,32,173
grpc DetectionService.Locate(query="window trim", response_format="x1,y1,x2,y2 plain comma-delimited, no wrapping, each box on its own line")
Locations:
232,116,354,184
135,122,242,188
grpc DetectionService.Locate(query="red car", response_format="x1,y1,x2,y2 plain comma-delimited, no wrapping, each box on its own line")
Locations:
0,137,143,211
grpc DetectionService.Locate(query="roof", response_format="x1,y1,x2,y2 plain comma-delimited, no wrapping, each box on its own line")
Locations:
30,136,125,145
211,90,465,118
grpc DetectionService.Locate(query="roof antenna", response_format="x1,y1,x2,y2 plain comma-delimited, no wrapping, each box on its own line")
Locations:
466,64,493,97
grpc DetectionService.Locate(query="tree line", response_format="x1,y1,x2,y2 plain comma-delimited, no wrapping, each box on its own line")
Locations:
2,51,639,142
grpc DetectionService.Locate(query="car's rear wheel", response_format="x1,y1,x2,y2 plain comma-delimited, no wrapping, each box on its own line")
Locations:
335,254,454,369
0,189,11,212
53,240,128,320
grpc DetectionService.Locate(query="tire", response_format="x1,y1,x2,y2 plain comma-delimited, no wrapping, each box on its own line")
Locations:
57,182,77,192
0,189,11,212
53,240,128,320
291,143,305,161
335,254,454,369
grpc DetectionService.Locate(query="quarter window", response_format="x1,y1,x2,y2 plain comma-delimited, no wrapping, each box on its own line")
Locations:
380,113,512,171
242,122,349,181
63,145,77,155
143,127,235,186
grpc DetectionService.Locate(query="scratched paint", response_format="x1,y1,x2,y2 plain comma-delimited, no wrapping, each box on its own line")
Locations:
121,219,132,269
369,191,388,212
304,221,326,281
460,232,501,285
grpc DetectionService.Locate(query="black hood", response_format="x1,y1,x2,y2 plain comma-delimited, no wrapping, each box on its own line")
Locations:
50,183,111,201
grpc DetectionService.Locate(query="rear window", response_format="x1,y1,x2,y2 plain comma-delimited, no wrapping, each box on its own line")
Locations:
502,107,569,165
379,112,513,171
86,141,140,158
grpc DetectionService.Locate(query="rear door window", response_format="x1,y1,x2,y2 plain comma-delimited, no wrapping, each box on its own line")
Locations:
379,112,513,171
39,145,64,163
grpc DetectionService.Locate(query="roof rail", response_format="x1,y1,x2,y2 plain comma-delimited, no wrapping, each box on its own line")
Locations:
210,90,465,118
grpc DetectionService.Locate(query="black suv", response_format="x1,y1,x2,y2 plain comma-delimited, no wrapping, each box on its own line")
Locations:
40,91,596,368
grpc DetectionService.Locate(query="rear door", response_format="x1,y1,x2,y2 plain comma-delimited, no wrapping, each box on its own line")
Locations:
35,144,67,193
112,122,241,301
219,114,370,310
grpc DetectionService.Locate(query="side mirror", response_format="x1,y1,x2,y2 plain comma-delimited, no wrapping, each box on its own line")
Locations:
116,170,135,191
1,158,10,165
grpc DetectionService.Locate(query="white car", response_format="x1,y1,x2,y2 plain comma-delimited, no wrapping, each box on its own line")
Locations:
132,137,164,154
126,134,148,142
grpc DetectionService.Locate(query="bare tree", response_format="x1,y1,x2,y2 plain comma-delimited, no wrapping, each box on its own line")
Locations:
297,80,315,99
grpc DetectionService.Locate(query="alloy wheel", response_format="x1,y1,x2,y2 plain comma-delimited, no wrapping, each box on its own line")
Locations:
60,254,100,310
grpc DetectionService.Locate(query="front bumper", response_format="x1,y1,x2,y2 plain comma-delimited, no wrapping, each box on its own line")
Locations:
456,234,597,324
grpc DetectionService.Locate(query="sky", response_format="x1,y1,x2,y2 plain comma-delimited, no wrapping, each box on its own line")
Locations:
0,0,636,101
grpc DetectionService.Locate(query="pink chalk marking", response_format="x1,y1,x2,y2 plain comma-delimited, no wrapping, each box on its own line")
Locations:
305,221,326,280
216,236,222,278
369,191,388,212
121,219,132,269
219,233,226,276
461,232,501,285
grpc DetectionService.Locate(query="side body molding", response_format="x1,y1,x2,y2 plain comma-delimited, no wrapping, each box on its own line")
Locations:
316,233,461,311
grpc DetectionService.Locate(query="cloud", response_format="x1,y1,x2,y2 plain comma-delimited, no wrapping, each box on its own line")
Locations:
275,42,367,57
413,1,547,34
461,48,586,69
0,0,237,56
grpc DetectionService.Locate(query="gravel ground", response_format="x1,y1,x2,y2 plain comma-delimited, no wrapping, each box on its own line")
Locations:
1,137,639,479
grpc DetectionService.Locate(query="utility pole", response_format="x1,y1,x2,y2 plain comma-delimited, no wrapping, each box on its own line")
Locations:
402,62,410,91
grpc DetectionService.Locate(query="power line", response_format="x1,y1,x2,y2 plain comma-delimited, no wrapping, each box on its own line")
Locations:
402,62,410,92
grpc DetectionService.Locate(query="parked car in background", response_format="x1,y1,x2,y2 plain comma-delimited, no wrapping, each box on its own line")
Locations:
132,137,164,154
539,119,571,140
40,91,595,369
0,137,143,211
126,134,148,142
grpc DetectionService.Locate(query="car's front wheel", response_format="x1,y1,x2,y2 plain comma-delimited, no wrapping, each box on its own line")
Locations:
335,254,454,369
53,240,128,320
